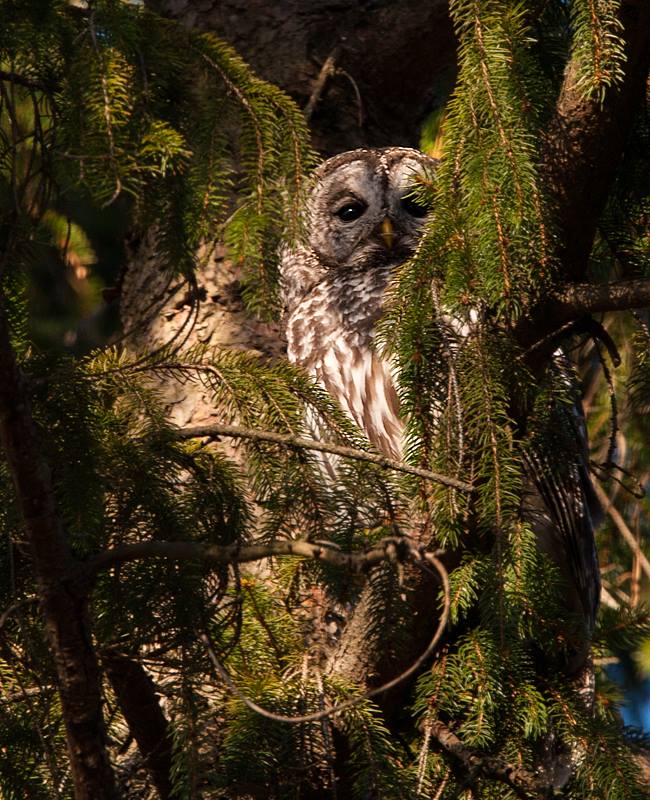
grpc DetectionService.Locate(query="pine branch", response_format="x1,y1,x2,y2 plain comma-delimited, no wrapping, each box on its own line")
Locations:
0,295,118,799
173,423,474,491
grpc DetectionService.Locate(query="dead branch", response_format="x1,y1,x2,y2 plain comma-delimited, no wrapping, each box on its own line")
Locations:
304,49,339,120
428,719,548,800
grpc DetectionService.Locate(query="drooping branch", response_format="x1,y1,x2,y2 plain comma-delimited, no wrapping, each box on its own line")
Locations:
541,0,650,283
174,422,473,492
0,297,117,800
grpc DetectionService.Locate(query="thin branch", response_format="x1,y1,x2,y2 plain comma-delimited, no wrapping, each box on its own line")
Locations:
0,69,53,94
593,481,650,582
304,49,339,120
428,720,547,800
174,423,473,492
0,596,38,632
200,546,450,724
335,68,364,128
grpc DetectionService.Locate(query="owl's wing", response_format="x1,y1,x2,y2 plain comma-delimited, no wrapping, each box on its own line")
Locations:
521,394,601,651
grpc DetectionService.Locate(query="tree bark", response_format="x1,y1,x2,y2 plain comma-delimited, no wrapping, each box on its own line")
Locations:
146,0,456,154
540,0,650,283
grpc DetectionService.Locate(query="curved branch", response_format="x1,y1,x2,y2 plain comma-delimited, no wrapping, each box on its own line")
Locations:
174,422,473,492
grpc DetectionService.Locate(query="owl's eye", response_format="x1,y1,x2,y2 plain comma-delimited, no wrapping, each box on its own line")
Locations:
335,201,367,222
400,193,428,218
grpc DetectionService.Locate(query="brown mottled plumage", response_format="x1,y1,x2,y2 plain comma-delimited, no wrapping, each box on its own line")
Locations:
281,147,436,460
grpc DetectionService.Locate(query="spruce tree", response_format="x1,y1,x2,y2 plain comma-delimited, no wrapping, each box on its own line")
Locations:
0,1,649,798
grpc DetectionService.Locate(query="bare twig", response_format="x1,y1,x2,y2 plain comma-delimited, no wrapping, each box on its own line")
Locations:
335,68,364,128
593,481,650,581
304,50,339,120
174,422,473,491
200,546,450,724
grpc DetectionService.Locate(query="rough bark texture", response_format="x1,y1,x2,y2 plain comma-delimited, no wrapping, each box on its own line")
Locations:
120,234,284,428
147,0,456,155
0,300,117,800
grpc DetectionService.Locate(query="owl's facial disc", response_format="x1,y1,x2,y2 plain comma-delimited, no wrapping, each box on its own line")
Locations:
308,152,433,272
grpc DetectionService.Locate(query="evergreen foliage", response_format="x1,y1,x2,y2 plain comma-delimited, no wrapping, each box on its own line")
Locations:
0,1,648,799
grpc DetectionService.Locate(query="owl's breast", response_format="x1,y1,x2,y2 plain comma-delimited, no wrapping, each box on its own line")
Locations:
285,266,403,459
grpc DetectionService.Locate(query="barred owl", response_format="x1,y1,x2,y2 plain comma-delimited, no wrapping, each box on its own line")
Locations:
280,147,599,642
280,147,434,461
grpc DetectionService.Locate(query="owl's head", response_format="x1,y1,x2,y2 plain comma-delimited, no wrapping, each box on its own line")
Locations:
307,147,437,271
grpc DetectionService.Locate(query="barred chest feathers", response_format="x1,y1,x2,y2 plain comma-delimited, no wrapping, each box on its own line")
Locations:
285,262,403,460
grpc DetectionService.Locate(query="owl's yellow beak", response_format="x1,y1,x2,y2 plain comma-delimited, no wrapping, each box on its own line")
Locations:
379,217,396,249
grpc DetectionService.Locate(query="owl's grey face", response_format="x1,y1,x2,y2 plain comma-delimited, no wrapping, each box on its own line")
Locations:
307,148,436,271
